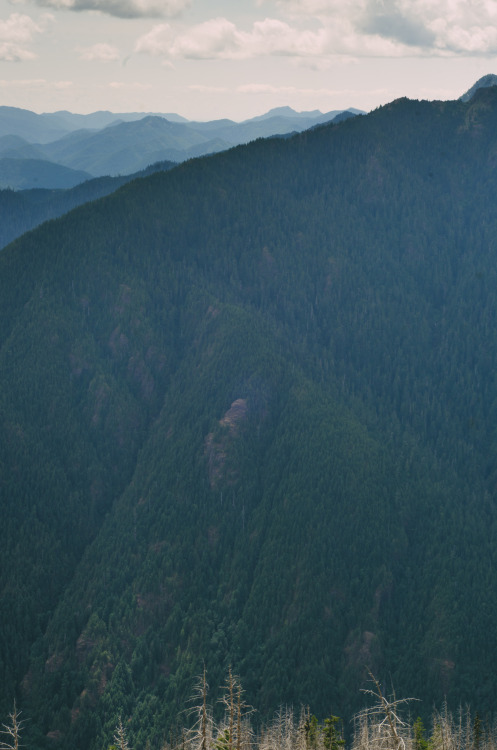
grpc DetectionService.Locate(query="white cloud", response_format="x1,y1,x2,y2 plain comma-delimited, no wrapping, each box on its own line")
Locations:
260,0,497,55
79,42,120,61
133,12,449,65
134,23,171,55
135,18,242,59
135,16,332,60
0,13,44,61
32,0,189,19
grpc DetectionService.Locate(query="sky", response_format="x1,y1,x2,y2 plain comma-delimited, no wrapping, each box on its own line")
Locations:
0,0,496,120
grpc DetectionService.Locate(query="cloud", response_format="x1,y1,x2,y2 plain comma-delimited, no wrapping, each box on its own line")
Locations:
136,13,432,61
32,0,189,20
359,0,436,47
79,42,120,61
131,1,497,63
355,0,497,53
135,18,242,59
0,13,44,61
135,16,331,60
134,23,171,55
260,0,497,55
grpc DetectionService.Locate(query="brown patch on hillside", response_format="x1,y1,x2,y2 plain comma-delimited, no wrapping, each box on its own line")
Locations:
205,399,248,488
46,730,63,743
76,634,97,663
21,669,33,695
208,525,220,547
45,652,64,674
220,398,248,434
345,630,378,676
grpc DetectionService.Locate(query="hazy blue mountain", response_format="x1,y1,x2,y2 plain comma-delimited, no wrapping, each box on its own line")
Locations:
0,106,189,144
0,106,362,182
0,106,72,143
0,157,92,189
248,105,333,121
35,116,230,176
34,109,361,177
41,109,189,130
0,135,45,160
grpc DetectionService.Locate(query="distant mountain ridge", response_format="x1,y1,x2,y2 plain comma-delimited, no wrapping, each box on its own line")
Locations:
0,158,92,190
0,105,362,186
0,106,188,142
0,105,359,245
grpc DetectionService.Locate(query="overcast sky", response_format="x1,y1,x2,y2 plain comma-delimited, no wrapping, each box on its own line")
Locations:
0,0,496,120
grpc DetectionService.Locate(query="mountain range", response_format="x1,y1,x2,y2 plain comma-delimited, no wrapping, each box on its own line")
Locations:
0,105,361,188
2,79,497,750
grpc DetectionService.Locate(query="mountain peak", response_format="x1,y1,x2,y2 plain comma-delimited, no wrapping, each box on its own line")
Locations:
460,74,497,102
247,106,323,122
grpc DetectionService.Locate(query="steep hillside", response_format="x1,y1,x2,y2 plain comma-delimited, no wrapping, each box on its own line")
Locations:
2,88,497,750
460,73,497,101
0,160,176,250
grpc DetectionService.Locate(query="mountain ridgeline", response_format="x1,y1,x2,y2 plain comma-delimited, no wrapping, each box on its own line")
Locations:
0,105,360,188
2,87,497,749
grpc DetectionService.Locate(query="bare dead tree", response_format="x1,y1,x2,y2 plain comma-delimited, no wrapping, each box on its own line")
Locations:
0,702,25,750
217,667,254,750
352,672,417,750
114,715,130,750
186,667,215,750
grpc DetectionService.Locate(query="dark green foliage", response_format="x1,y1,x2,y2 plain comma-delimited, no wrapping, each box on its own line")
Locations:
323,716,345,750
0,160,176,250
413,718,428,750
2,88,497,750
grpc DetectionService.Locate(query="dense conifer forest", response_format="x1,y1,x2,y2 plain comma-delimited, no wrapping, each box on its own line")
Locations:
0,160,176,250
2,85,497,750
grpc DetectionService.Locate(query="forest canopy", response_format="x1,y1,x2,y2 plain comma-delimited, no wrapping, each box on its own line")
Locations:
2,87,497,750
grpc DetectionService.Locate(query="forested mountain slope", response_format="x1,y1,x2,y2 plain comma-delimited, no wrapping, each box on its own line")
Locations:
2,87,497,750
0,160,176,250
